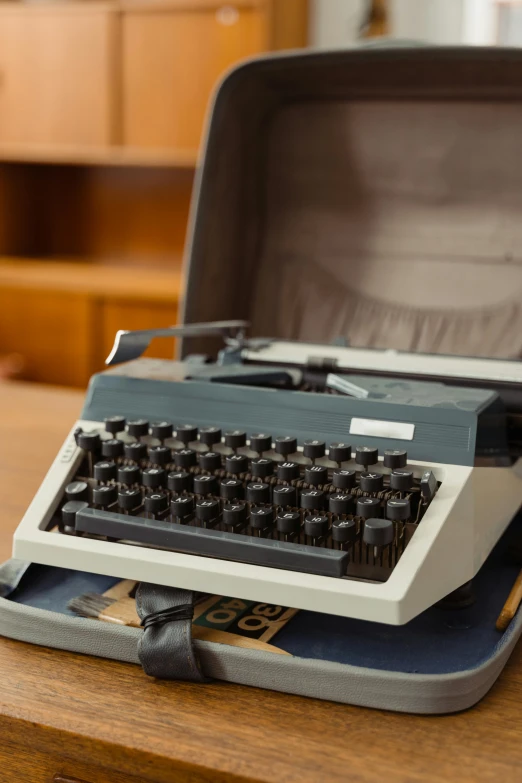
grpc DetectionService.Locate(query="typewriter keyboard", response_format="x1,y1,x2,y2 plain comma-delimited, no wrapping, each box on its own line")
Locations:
58,418,439,582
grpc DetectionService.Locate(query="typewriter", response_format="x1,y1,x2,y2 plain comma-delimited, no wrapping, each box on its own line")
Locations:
13,321,522,625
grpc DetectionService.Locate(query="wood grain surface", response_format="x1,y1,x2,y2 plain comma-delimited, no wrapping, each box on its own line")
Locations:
2,381,522,783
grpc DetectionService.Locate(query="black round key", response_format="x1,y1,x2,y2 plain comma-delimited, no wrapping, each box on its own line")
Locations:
124,441,147,462
118,488,142,511
304,514,328,538
250,433,272,453
356,496,381,519
65,481,89,502
104,416,126,435
167,471,193,493
198,451,222,472
171,495,195,518
383,449,407,470
386,498,411,521
118,464,140,485
144,492,169,515
150,421,173,441
359,472,384,493
141,467,166,488
275,436,297,457
332,469,356,491
220,478,244,501
148,445,171,466
303,440,326,461
332,518,357,544
251,458,274,479
127,419,149,439
390,470,413,492
75,431,101,452
225,454,249,475
194,474,218,495
196,498,220,522
355,446,379,467
363,518,394,548
246,482,271,504
329,494,354,515
93,484,118,507
176,424,198,445
199,426,222,448
61,500,88,531
329,443,351,464
300,489,326,510
250,506,274,530
93,460,117,482
173,449,197,469
304,465,328,486
276,462,300,482
224,430,247,450
101,438,124,459
223,503,247,530
277,511,301,536
273,485,298,507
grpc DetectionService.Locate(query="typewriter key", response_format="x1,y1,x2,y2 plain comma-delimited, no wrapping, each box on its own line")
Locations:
275,436,297,458
355,446,379,468
65,481,89,502
117,464,140,485
127,419,149,440
223,503,247,530
225,454,249,475
171,495,195,518
94,460,117,483
329,443,351,465
198,451,222,472
220,478,244,501
250,506,275,532
199,426,222,449
383,449,407,470
304,514,328,539
420,470,437,501
174,449,197,469
104,416,126,435
118,488,142,511
150,421,173,442
246,482,271,504
356,497,381,519
148,445,171,466
276,462,300,482
61,500,89,534
93,484,118,507
141,467,167,489
224,430,247,451
329,493,354,515
250,433,272,454
276,510,301,537
363,518,394,552
300,489,326,510
273,485,297,507
194,474,218,495
167,471,193,493
124,441,147,462
303,440,326,462
332,518,357,546
144,492,169,516
304,465,328,486
359,472,384,493
195,498,220,525
251,458,274,478
75,430,101,452
332,469,356,491
102,438,124,459
386,498,411,521
176,424,198,445
390,469,413,492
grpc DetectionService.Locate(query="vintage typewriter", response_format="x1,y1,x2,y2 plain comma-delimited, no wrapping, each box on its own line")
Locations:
13,321,522,625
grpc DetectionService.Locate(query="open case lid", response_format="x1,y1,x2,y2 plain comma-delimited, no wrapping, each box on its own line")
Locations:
180,45,522,365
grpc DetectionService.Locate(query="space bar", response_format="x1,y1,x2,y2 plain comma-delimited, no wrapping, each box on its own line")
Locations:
75,508,349,578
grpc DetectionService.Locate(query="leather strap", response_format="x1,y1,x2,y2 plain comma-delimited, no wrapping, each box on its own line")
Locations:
136,583,208,681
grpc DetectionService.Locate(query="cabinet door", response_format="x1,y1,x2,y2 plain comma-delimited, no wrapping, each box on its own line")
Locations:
122,6,268,150
0,7,116,147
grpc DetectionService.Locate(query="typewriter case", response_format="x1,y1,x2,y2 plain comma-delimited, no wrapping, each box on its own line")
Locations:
5,45,522,714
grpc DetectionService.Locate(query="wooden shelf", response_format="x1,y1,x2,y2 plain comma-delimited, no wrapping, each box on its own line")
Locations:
0,144,199,168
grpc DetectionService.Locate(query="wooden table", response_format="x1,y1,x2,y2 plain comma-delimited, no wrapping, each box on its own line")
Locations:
2,381,522,783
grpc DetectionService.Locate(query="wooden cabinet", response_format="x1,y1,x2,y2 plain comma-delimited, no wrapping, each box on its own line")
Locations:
0,5,117,147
